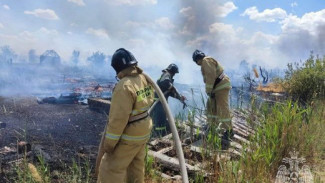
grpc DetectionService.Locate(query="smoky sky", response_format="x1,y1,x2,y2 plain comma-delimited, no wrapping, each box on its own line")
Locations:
175,0,223,52
1,0,325,86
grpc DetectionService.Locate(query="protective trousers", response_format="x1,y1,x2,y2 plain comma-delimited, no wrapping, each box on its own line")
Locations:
207,87,232,132
151,101,170,137
97,140,146,183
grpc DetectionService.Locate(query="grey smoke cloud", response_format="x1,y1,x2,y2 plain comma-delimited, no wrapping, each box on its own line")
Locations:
1,1,324,86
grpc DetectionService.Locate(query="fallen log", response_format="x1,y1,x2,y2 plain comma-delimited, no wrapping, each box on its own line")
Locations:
148,150,200,175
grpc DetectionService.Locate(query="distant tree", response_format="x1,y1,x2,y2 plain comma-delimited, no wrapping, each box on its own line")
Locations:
71,50,80,65
0,45,17,65
28,49,38,63
259,66,269,84
243,72,257,91
87,51,106,66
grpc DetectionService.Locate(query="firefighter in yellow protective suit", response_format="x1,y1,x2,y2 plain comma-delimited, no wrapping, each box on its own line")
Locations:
97,48,154,183
192,49,233,150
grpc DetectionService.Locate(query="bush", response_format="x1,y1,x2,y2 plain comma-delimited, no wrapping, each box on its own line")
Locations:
216,100,325,182
283,52,325,105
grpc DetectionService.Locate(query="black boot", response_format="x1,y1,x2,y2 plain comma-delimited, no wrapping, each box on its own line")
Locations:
221,129,234,150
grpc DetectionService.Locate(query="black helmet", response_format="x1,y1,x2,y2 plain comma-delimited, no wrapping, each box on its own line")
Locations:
192,49,205,62
166,63,179,74
111,48,138,74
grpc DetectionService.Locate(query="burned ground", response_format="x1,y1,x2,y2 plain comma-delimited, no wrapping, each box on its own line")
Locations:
0,96,107,182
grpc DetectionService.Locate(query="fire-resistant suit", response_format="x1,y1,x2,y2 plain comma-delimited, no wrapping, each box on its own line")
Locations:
198,56,232,131
97,66,154,183
151,70,184,137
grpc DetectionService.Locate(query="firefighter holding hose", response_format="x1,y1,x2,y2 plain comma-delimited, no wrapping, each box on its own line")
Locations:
192,49,233,150
151,63,187,137
97,48,154,183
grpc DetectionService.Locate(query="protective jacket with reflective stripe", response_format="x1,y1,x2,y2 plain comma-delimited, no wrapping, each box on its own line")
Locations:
157,70,182,100
104,66,154,153
201,56,231,94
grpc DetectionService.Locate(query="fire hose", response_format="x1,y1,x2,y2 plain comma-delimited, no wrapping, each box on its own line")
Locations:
95,73,189,183
144,73,189,183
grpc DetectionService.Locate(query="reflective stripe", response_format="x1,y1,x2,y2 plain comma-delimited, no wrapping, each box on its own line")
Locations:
219,118,232,122
121,133,150,141
207,114,217,119
131,105,151,115
214,82,231,92
155,126,167,131
105,133,121,140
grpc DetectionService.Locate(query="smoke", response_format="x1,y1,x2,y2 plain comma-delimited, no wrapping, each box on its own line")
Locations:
0,47,115,97
4,0,321,91
0,63,114,97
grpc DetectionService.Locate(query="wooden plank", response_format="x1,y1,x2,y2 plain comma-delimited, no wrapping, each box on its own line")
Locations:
149,134,173,147
233,120,256,134
228,148,242,159
230,141,243,151
233,134,250,145
232,126,250,139
157,146,174,154
233,122,255,135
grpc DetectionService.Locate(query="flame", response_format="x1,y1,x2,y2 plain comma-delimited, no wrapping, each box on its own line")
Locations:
256,82,284,93
253,68,259,78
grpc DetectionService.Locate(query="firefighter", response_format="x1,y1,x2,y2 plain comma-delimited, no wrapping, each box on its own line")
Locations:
192,49,233,150
151,63,186,137
97,48,154,183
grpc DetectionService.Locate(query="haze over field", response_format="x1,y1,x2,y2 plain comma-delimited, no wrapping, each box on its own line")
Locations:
0,0,324,85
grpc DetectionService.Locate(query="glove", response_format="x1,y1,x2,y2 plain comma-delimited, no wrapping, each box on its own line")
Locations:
180,95,186,102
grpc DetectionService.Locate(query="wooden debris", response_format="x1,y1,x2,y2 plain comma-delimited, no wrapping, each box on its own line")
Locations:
147,109,259,180
18,141,31,154
233,121,255,135
148,150,200,175
233,134,250,145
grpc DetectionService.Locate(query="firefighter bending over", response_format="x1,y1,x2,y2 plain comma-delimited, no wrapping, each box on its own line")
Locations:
97,48,154,183
192,50,233,150
151,63,186,137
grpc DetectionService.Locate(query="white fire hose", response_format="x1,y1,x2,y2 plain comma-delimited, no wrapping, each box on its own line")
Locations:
143,73,189,183
95,73,189,183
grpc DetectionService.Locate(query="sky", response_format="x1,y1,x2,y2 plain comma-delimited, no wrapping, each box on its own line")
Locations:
0,0,324,84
